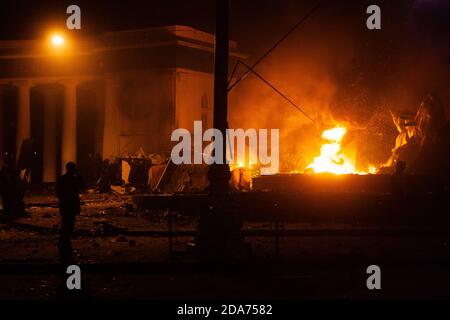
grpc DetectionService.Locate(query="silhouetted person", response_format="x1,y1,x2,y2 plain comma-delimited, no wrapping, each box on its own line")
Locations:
128,158,138,184
0,163,25,221
85,153,95,186
134,159,147,190
391,160,406,199
0,165,13,219
111,158,122,185
57,162,84,258
142,158,152,191
97,159,112,193
93,153,103,183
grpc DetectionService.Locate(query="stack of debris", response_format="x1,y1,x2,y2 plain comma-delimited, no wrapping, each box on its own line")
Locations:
385,94,450,176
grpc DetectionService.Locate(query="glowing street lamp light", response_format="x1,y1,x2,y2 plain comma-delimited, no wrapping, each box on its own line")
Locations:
51,34,65,47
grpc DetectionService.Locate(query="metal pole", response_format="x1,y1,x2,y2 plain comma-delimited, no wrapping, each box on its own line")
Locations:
208,0,231,193
197,0,242,260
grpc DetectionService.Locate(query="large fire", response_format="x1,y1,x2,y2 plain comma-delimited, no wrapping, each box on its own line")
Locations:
226,125,378,176
306,126,375,175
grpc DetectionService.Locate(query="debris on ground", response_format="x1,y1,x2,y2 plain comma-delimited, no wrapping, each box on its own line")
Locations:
94,221,127,236
116,235,127,243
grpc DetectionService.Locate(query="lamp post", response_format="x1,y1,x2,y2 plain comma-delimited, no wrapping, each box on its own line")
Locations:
197,0,243,260
208,0,231,193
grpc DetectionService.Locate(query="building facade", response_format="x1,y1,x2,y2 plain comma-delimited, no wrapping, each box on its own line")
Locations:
0,26,241,183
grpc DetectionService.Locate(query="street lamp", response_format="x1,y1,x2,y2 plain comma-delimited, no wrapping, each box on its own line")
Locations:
51,34,65,47
45,31,69,54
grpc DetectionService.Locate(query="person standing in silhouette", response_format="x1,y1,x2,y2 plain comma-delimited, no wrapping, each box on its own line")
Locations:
56,162,84,257
97,159,112,193
0,162,25,221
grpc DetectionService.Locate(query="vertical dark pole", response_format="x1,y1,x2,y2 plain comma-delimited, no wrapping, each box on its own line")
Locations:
208,0,231,192
197,0,242,260
213,0,229,138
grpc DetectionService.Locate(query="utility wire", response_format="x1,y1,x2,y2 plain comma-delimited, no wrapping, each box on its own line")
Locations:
228,60,240,87
236,60,316,124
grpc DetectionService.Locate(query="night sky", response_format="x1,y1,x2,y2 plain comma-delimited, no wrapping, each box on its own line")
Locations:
0,0,448,54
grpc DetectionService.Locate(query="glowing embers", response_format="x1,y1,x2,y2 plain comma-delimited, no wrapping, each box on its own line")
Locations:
306,126,362,175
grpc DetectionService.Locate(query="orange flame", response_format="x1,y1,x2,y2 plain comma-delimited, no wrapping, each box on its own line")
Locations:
306,126,374,175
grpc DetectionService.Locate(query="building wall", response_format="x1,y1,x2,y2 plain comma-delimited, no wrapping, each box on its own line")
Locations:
115,68,176,157
113,67,214,157
0,26,243,180
175,69,214,132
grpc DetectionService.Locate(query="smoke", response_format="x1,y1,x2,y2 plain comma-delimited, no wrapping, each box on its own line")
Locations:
228,1,359,171
228,0,450,172
388,0,450,113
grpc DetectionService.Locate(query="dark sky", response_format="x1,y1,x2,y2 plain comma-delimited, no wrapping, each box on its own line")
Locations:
1,0,448,54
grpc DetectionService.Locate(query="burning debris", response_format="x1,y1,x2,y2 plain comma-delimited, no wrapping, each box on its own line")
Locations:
305,126,373,175
306,126,350,174
383,94,450,175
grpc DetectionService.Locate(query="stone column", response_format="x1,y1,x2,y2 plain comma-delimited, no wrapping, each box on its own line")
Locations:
102,76,121,160
61,80,78,172
15,81,31,159
43,87,58,182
